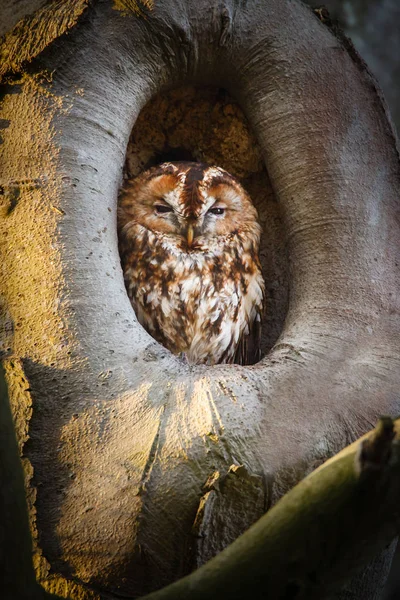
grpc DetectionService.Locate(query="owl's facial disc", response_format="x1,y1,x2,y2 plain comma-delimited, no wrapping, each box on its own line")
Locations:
178,204,228,249
118,162,260,252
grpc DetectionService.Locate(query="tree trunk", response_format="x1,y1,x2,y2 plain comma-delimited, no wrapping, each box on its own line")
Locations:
1,0,400,598
3,356,400,600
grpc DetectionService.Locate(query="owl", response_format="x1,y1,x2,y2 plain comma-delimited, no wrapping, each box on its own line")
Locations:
118,162,264,365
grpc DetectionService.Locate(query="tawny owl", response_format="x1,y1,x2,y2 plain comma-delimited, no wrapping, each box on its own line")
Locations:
118,162,264,365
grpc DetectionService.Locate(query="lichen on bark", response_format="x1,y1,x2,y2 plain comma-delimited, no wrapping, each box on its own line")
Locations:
0,1,91,80
112,0,154,16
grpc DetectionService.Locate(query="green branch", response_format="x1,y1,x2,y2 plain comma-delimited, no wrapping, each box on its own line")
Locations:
141,418,400,600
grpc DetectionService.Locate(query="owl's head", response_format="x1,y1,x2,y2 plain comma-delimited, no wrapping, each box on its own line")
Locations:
118,162,261,250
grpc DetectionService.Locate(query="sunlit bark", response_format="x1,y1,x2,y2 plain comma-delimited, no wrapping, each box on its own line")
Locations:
2,362,400,600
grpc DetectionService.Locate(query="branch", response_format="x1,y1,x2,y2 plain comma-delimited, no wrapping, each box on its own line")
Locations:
141,417,400,600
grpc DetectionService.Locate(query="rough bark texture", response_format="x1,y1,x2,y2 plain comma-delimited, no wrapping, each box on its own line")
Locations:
0,0,91,77
1,0,400,598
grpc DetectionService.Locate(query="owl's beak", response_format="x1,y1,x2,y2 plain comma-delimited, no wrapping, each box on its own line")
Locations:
187,224,194,247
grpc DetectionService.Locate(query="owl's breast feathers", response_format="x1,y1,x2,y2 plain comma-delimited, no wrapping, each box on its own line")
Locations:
119,223,264,365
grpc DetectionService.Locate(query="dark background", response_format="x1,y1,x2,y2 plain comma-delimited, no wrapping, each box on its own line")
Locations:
309,3,400,597
308,0,400,134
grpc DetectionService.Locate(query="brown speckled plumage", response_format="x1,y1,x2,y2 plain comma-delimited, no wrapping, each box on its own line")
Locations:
118,162,264,365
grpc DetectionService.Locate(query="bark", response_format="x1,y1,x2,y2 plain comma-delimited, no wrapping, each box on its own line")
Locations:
2,350,400,600
1,0,400,598
305,3,400,594
3,359,400,600
0,0,91,76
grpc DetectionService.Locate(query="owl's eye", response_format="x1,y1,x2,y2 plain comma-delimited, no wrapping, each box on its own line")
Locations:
155,204,173,214
207,206,225,216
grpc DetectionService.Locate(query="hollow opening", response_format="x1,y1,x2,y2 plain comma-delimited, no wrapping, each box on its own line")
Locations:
119,86,289,360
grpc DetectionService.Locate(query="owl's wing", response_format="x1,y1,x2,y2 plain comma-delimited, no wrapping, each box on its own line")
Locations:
232,310,262,366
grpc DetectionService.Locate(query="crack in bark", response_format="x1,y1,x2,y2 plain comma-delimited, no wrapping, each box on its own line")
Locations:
138,406,165,494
